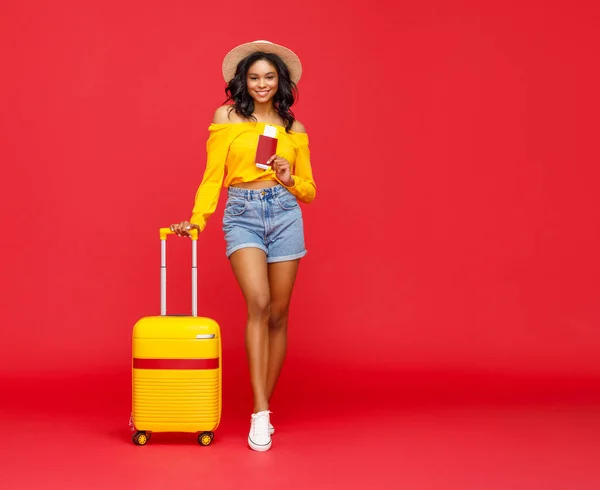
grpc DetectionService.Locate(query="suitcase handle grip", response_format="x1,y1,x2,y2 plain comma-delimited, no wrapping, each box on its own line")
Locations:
159,227,199,240
160,228,198,317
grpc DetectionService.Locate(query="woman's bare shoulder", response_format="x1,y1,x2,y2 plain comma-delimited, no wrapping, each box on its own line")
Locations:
212,105,245,124
291,120,306,133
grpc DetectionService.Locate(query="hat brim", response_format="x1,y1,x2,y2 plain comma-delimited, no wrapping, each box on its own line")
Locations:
222,40,302,84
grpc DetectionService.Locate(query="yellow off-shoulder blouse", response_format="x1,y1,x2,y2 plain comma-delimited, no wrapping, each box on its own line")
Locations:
190,122,316,231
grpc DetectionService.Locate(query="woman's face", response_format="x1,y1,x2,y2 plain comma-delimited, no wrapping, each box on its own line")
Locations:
246,59,279,104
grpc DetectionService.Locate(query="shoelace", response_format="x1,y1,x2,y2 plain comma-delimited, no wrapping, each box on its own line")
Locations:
251,410,272,438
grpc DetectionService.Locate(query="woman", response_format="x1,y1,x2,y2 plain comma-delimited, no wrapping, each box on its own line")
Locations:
170,40,316,452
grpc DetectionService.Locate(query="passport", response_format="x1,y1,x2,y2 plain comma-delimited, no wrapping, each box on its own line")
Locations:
255,125,278,170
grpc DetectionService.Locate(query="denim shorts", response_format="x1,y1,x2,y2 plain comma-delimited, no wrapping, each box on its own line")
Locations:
222,185,307,263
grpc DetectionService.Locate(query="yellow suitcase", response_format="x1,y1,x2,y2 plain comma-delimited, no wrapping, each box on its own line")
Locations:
130,228,222,446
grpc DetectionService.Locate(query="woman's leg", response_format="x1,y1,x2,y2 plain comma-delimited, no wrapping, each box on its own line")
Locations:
266,259,300,402
229,247,271,413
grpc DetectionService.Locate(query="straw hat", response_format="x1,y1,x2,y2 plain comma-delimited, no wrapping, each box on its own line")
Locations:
222,40,303,84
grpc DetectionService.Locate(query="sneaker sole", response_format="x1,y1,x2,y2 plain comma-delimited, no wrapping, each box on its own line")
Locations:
248,437,272,452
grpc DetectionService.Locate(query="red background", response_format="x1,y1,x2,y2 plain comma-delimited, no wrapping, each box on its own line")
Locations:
1,1,599,488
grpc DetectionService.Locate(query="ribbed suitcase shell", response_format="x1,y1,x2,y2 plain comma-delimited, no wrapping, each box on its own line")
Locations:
131,316,222,434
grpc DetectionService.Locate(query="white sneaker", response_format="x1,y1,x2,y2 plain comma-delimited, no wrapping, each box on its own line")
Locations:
248,410,272,451
269,423,275,435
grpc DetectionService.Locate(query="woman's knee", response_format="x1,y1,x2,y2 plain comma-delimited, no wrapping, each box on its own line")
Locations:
269,305,289,331
248,294,270,320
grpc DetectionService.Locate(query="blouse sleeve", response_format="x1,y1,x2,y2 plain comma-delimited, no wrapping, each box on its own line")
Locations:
189,124,232,231
277,132,316,203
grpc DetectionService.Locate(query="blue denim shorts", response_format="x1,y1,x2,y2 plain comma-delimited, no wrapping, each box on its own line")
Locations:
222,185,307,263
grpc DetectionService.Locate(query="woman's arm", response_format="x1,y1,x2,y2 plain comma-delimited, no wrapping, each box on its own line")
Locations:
276,121,316,203
188,108,233,231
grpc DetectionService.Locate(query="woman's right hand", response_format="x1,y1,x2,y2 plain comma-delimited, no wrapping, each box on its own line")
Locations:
170,221,200,237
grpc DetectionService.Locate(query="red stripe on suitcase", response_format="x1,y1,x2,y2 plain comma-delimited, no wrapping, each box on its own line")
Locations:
133,358,219,369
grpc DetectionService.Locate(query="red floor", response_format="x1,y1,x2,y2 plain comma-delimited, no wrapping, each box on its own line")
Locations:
1,369,599,490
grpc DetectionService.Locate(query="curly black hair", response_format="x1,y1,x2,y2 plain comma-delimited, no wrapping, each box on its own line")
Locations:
224,52,298,133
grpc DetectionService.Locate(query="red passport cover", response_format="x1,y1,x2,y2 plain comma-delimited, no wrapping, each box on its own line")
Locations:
255,135,278,167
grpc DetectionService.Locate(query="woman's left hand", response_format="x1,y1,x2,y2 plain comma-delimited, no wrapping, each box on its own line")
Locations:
268,154,294,187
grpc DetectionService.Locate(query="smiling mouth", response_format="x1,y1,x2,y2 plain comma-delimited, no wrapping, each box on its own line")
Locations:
255,90,270,97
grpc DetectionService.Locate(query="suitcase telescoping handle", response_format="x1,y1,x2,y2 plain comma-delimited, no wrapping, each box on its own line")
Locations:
159,227,199,317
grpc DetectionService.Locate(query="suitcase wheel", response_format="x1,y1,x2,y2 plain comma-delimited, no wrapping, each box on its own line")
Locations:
133,431,149,446
198,432,214,446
